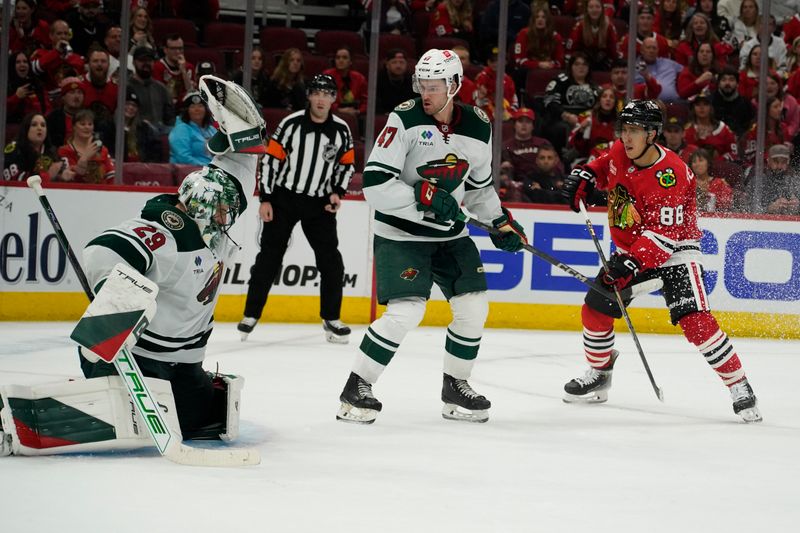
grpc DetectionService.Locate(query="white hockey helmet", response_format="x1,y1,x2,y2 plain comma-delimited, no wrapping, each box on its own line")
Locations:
178,167,241,253
413,48,463,99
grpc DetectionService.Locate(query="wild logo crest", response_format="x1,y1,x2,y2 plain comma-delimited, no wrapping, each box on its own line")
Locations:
416,153,469,193
400,267,419,281
656,167,677,188
608,185,642,230
197,261,223,305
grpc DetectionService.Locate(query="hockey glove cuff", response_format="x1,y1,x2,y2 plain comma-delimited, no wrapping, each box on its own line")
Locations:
414,180,460,222
602,253,641,290
563,166,596,213
490,207,528,252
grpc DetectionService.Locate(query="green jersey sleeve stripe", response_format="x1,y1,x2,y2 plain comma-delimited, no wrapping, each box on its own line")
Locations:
363,169,396,188
106,229,154,270
365,161,401,175
86,234,149,275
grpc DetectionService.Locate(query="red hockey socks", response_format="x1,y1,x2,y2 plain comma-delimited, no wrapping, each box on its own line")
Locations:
679,312,745,386
581,304,616,369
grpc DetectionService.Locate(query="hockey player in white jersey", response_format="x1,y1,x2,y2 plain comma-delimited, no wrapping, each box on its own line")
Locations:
0,77,267,456
335,49,528,425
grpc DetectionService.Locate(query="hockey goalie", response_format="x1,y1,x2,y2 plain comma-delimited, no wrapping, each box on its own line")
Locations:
0,76,267,457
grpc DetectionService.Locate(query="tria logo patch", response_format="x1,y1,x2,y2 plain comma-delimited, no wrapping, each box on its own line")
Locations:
400,267,419,281
656,168,677,188
421,130,433,140
416,153,469,192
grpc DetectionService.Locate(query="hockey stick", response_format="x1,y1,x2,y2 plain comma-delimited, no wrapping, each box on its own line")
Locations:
578,201,664,402
457,212,661,301
27,176,261,466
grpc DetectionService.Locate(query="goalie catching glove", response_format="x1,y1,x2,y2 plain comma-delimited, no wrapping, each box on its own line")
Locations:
200,75,268,155
491,207,528,252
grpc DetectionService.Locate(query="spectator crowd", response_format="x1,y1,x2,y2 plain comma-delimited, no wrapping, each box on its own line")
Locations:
3,0,800,214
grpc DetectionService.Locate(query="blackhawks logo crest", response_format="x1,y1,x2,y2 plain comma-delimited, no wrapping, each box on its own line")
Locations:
416,153,470,192
607,185,642,230
400,267,419,281
656,168,677,188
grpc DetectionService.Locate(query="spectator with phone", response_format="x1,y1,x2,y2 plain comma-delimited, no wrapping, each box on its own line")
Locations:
7,51,50,122
30,19,85,101
56,109,115,184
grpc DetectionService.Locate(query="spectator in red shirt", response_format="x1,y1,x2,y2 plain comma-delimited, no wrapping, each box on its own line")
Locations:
785,14,800,50
674,13,733,67
9,0,50,56
677,42,718,99
661,115,699,163
654,0,683,53
31,20,86,101
513,4,565,70
501,107,553,184
571,86,618,159
740,96,791,171
7,52,51,123
738,44,773,99
691,148,734,212
153,34,196,106
618,6,670,60
81,48,119,116
323,46,368,116
452,44,476,105
684,93,738,161
428,0,473,38
56,109,115,184
474,46,519,121
567,0,618,71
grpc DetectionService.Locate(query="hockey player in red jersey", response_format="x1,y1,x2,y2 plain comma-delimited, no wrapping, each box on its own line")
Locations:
561,100,761,423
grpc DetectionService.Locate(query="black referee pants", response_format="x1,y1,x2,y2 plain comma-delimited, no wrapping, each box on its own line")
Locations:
244,187,345,321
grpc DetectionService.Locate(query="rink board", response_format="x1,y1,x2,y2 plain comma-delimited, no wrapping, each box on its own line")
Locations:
1,184,799,337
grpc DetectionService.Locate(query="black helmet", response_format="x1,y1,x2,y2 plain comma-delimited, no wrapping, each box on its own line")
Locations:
618,99,663,136
307,74,337,96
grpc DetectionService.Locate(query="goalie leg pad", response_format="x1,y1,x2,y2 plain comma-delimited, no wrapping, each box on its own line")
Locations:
0,376,180,456
214,374,244,442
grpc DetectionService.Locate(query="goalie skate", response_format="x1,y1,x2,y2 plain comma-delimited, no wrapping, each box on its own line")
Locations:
563,350,619,403
441,374,490,423
323,319,351,344
730,378,762,423
336,372,382,424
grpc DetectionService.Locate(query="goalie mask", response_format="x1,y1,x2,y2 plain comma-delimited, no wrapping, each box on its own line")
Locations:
199,75,268,155
178,168,241,253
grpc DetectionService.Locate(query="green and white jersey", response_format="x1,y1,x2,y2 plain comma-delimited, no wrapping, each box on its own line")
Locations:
363,98,503,242
83,195,232,364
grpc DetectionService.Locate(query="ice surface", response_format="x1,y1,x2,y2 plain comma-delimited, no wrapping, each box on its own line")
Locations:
1,322,798,532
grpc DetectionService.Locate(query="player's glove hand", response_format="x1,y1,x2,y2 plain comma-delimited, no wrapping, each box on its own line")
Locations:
602,253,641,290
414,180,460,222
490,207,528,252
562,166,596,212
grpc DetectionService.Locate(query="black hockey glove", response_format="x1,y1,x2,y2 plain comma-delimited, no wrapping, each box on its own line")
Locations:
414,180,460,222
490,207,528,252
562,166,596,213
602,253,641,290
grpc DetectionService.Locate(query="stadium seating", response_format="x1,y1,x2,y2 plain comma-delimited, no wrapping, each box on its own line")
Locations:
526,68,561,97
183,47,226,77
378,33,417,61
262,108,292,131
315,30,366,57
121,163,175,186
260,27,309,54
420,37,468,57
152,18,198,46
203,22,247,50
552,15,576,40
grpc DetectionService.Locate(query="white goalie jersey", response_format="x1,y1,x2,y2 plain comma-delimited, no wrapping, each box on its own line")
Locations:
363,98,504,242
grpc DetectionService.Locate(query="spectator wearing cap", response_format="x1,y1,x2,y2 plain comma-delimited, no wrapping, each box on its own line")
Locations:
566,0,618,71
121,89,162,162
684,92,738,161
47,76,86,147
196,61,215,79
618,6,671,60
661,115,699,163
474,46,519,121
712,65,754,137
323,46,367,117
153,34,196,105
744,143,800,215
265,48,307,111
65,0,109,57
570,86,618,160
513,5,564,71
738,16,788,75
740,96,792,170
56,108,115,184
375,48,415,114
691,148,735,213
233,47,271,108
501,108,553,183
129,45,175,134
637,36,683,102
168,92,217,165
30,20,85,100
609,58,661,112
9,0,50,56
452,45,476,105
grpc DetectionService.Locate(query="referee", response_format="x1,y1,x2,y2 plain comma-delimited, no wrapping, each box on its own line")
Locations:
238,74,355,343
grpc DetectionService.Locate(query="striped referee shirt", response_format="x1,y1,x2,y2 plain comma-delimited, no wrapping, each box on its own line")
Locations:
259,109,355,200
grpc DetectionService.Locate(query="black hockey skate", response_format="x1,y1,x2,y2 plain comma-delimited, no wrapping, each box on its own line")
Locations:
237,317,257,341
729,378,762,423
441,374,491,423
563,350,619,403
323,319,351,344
336,372,382,424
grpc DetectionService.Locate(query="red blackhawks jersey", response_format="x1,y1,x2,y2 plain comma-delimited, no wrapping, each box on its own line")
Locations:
585,141,702,270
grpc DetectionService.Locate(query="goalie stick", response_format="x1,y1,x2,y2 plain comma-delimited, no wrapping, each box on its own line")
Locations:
27,176,261,466
457,211,662,301
579,201,664,402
